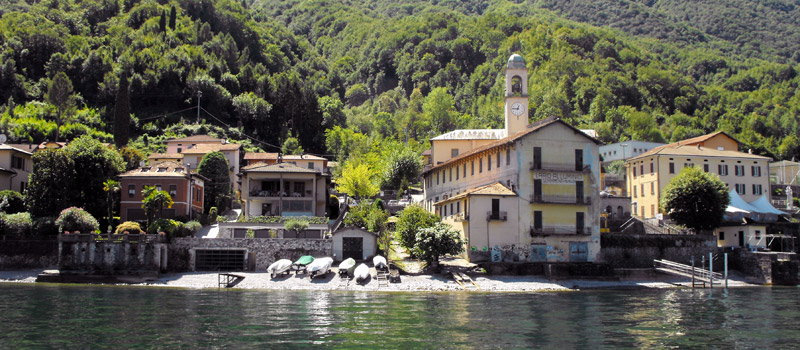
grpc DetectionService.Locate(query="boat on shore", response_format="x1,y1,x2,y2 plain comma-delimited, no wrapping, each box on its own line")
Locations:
354,263,370,284
292,256,315,274
307,257,333,278
267,259,292,278
338,258,356,278
373,255,388,271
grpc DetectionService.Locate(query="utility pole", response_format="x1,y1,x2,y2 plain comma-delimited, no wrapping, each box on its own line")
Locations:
197,90,202,123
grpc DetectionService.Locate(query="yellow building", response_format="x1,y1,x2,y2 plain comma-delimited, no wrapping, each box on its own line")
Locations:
626,132,771,219
422,54,601,263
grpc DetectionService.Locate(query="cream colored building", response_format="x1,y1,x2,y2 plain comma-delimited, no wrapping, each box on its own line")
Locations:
240,162,329,217
163,135,242,194
422,54,601,263
769,160,800,185
0,144,33,193
626,132,771,219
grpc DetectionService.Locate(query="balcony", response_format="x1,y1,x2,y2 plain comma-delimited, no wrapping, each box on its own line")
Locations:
486,211,507,221
530,162,589,173
531,194,592,205
530,226,591,236
454,212,469,222
248,190,313,198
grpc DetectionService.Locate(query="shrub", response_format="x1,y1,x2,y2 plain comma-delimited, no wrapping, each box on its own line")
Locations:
0,190,25,214
396,204,440,251
328,195,340,219
115,221,143,234
147,218,179,236
55,207,99,233
208,207,218,222
33,217,58,236
3,212,33,237
183,220,202,234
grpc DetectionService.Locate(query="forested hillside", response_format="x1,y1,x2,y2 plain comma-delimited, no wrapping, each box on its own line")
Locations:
1,0,799,166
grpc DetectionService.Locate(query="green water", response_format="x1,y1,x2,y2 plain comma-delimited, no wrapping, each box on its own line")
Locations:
1,283,798,349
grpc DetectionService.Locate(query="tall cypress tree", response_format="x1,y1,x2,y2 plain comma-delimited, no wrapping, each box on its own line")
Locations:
159,10,167,32
169,5,177,30
114,73,130,148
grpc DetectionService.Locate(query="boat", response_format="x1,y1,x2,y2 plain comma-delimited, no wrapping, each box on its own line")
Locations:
267,259,292,278
354,263,370,283
307,257,333,278
373,255,388,271
338,258,356,278
292,255,315,274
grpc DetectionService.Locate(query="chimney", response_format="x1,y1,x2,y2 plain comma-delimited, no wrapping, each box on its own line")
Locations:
748,149,753,154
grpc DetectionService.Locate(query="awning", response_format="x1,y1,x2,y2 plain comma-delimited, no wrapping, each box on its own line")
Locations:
747,195,786,215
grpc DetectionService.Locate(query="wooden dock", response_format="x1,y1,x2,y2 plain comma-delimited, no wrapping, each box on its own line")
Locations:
451,271,480,290
218,273,245,288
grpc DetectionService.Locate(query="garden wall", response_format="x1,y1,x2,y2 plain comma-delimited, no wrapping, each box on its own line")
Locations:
170,237,332,271
598,233,720,268
0,239,58,268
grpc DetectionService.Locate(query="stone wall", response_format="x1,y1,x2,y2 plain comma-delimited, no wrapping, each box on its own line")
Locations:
728,250,799,285
0,240,58,269
598,233,719,268
59,241,167,274
170,238,332,271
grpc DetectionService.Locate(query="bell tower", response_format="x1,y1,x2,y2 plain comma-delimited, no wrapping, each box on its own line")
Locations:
504,54,529,136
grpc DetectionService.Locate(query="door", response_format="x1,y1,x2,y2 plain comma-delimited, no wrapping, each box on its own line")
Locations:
739,231,745,247
576,212,585,234
569,242,588,262
533,211,542,230
574,149,583,171
530,244,546,262
575,181,584,203
342,237,363,260
533,179,542,202
533,147,541,169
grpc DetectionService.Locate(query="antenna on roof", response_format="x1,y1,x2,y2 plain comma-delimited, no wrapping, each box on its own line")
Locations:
0,134,6,144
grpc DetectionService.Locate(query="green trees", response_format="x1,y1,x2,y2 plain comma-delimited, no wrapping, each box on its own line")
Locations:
381,147,423,192
197,151,231,212
396,204,440,252
414,223,464,266
55,207,99,234
281,133,304,155
45,72,75,143
113,73,131,148
103,179,120,232
660,167,730,233
141,185,174,227
336,161,379,200
285,218,310,236
25,149,76,218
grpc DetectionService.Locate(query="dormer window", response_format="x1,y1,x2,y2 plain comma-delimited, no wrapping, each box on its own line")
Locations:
140,167,151,172
157,167,167,172
175,167,184,173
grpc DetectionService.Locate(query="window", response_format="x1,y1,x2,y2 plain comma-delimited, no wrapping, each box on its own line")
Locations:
533,147,542,170
19,182,25,193
463,163,467,178
752,166,761,177
669,163,675,174
449,168,452,181
308,162,315,169
633,166,637,177
574,149,583,171
735,165,744,176
650,204,655,217
497,152,501,168
718,164,728,176
684,163,694,168
456,201,460,213
719,231,725,241
651,182,655,195
633,186,637,198
156,184,162,191
735,183,746,195
704,164,709,172
471,161,474,175
128,185,136,197
488,155,492,171
533,211,542,230
177,148,182,153
650,163,654,173
169,185,177,197
11,155,25,170
639,165,644,176
479,158,483,173
491,199,500,219
450,203,453,216
641,206,645,218
533,179,542,201
451,149,459,158
436,172,439,185
506,149,510,165
752,184,763,195
456,165,459,180
641,184,645,197
576,212,585,233
443,205,447,216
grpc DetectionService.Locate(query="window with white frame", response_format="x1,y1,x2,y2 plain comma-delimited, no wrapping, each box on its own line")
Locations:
735,183,746,195
752,184,763,195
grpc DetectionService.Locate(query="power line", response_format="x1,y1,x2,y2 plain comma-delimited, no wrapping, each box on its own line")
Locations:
138,107,198,121
199,106,283,151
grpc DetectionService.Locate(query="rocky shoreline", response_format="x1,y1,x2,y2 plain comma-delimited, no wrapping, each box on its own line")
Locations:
0,268,759,292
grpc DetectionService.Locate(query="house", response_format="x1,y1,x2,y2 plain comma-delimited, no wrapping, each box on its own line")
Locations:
331,226,379,261
422,54,602,263
147,153,184,164
243,152,328,172
240,162,330,217
0,144,33,193
599,141,665,164
626,134,771,220
714,189,788,249
162,135,243,194
118,161,206,222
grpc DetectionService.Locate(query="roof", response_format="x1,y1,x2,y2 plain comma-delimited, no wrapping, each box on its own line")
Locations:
748,195,786,215
0,144,33,156
119,160,202,179
148,153,184,159
629,145,771,161
241,162,320,174
425,118,600,174
421,149,431,156
435,182,516,205
244,152,280,160
507,54,527,69
166,135,223,143
333,226,380,237
281,154,327,161
431,129,506,141
633,131,740,160
180,143,241,154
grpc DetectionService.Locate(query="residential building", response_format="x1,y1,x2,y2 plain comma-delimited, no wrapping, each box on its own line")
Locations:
626,132,771,220
147,153,184,164
243,153,328,172
240,162,330,217
118,161,206,222
599,141,665,163
163,135,243,194
0,144,33,193
422,54,602,263
714,189,787,249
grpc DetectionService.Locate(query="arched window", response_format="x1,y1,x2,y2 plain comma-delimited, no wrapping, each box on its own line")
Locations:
511,76,522,95
617,206,624,218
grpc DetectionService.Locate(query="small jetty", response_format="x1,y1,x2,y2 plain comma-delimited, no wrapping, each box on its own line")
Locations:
654,259,724,288
218,273,245,288
451,271,480,290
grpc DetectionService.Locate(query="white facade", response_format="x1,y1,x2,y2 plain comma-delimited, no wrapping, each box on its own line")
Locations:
331,227,379,262
600,141,665,163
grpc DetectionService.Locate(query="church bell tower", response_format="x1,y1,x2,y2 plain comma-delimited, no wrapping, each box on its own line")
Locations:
504,54,529,136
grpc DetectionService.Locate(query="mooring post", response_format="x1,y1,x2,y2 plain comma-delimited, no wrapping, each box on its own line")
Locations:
724,253,728,289
709,252,714,288
691,256,695,288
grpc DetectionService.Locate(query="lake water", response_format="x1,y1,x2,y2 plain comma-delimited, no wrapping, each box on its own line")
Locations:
1,283,799,349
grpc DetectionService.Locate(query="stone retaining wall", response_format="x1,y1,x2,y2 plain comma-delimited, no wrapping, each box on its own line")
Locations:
170,238,332,271
598,233,719,268
59,241,167,273
0,240,58,269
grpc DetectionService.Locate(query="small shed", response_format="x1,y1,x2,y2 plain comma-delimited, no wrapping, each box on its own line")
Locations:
331,226,379,262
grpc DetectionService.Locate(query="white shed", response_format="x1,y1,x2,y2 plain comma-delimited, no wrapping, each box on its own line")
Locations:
331,226,379,262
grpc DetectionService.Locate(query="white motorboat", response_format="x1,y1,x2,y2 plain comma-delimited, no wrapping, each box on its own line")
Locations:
373,255,388,271
354,263,370,283
307,257,333,278
267,259,293,278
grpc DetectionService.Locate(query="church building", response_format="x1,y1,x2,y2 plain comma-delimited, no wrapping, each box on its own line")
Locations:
421,54,602,263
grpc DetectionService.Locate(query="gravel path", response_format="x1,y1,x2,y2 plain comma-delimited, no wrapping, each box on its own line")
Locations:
0,268,758,292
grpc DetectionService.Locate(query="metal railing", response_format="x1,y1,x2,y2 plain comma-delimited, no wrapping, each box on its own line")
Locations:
59,233,166,243
531,194,591,205
654,259,722,282
486,211,507,221
530,226,591,236
529,162,589,173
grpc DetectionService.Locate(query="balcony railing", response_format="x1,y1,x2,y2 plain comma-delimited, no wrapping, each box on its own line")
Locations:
453,212,469,222
530,162,589,173
530,226,591,236
531,194,592,205
486,211,507,221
